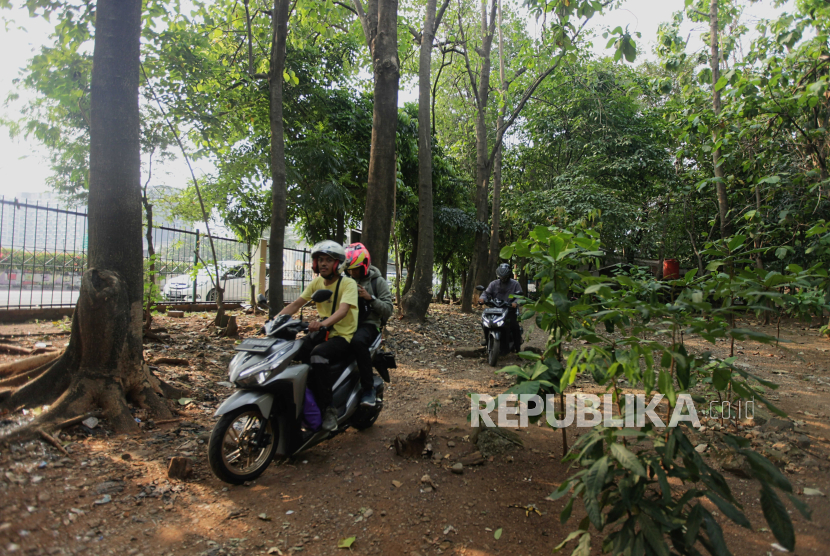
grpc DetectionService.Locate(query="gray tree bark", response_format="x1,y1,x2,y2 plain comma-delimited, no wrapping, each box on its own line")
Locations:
268,0,290,317
710,0,729,241
1,0,176,435
354,0,400,277
402,0,440,321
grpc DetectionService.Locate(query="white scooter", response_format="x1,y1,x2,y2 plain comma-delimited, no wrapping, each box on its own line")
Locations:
208,289,395,484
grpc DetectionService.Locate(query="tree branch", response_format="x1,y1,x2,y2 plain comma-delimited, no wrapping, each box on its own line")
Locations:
457,6,480,110
486,16,592,169
333,0,357,14
434,0,451,34
352,0,372,52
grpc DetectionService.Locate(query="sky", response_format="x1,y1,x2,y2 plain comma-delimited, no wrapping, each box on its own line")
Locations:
0,0,791,203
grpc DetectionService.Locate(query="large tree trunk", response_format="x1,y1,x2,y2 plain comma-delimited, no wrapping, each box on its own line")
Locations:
486,0,507,277
142,186,155,331
710,0,729,241
401,240,417,297
355,0,400,278
464,0,498,312
401,0,439,321
1,0,175,437
268,0,290,317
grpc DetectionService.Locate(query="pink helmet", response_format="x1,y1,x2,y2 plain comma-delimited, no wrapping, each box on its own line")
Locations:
345,243,371,276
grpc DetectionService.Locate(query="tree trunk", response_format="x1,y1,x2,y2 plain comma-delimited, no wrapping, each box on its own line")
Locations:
355,0,400,278
1,0,174,436
467,0,498,310
437,261,449,303
336,209,345,244
401,0,438,321
518,257,528,295
142,187,155,331
656,197,670,280
710,0,729,241
486,0,507,277
402,240,417,297
268,0,290,317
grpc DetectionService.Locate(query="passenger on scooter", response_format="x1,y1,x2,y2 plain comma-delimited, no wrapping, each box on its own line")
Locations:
344,243,394,408
276,240,358,431
478,263,523,352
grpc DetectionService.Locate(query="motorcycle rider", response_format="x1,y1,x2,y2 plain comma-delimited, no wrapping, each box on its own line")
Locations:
478,263,523,352
276,240,358,431
344,243,394,408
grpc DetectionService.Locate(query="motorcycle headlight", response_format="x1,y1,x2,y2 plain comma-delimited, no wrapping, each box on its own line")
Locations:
236,370,271,387
234,343,294,386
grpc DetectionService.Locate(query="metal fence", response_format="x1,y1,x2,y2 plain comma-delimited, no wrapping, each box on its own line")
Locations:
0,198,313,310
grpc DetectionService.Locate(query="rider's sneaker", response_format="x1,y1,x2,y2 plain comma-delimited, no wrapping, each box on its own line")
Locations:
322,407,338,431
360,388,377,408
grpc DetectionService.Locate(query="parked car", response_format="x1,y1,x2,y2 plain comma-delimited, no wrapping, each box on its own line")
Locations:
162,261,250,302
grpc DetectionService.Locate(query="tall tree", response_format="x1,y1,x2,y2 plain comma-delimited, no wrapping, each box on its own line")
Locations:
353,0,400,276
709,0,729,240
486,0,507,276
0,0,178,435
453,0,619,311
401,0,451,321
268,0,290,316
458,0,498,312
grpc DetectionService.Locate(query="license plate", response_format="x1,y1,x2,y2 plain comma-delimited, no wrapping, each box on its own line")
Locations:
234,338,278,353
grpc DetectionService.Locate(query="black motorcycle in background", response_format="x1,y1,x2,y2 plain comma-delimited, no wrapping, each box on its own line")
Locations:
475,285,522,367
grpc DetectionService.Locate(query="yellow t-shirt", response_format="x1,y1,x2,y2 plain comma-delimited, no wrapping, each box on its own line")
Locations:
300,275,359,342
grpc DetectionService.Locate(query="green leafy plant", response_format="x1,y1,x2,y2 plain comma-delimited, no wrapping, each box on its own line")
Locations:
498,221,816,555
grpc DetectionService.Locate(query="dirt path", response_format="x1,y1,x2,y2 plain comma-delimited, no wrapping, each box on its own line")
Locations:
1,305,830,555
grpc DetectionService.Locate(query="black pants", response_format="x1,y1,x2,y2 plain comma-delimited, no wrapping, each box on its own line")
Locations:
351,323,379,391
294,335,351,410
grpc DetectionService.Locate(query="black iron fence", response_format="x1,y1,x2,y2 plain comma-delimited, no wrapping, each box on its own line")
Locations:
0,198,313,310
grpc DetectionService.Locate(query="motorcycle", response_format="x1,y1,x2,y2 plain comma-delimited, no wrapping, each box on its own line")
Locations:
475,285,522,367
208,289,396,484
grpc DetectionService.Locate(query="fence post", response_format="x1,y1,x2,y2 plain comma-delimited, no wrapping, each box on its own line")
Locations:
193,230,200,302
255,238,267,297
301,249,307,292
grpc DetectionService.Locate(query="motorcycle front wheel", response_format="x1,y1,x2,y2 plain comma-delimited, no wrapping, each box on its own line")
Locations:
488,336,500,367
208,405,278,484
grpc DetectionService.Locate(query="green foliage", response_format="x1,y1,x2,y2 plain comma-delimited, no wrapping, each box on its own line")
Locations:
497,219,820,555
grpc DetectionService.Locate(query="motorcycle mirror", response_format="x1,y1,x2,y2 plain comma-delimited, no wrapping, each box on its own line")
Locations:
311,289,333,303
475,285,485,292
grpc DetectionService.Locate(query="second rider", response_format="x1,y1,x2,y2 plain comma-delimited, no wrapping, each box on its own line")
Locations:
343,243,394,408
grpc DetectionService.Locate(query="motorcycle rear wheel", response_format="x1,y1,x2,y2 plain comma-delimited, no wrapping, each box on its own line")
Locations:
208,405,278,484
488,336,500,367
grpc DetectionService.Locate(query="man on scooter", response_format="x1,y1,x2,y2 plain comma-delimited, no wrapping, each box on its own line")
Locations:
344,243,394,408
277,240,358,431
478,263,523,352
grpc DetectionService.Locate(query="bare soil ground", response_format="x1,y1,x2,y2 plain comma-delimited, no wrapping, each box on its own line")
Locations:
1,305,830,555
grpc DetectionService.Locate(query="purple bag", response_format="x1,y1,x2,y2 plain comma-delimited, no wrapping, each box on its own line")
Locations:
302,388,322,431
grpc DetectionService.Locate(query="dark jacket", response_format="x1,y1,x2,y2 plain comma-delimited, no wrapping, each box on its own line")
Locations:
480,278,522,304
354,265,394,329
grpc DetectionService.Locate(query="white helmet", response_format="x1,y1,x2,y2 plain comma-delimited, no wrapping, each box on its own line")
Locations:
311,240,346,274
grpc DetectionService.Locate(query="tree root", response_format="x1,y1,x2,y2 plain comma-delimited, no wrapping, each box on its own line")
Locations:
145,364,188,400
0,353,72,413
0,269,178,441
0,350,63,378
143,330,164,342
